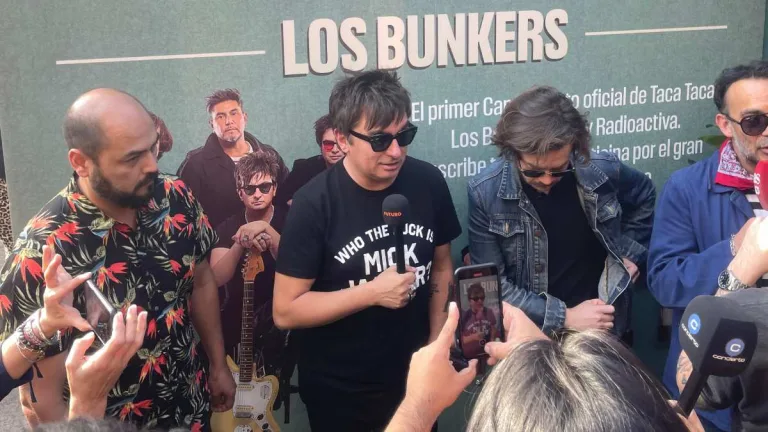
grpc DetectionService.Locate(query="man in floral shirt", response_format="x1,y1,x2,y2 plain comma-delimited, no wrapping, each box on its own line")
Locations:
0,89,235,430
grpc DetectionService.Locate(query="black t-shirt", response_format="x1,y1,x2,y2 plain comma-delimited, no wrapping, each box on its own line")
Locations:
274,155,327,207
214,205,287,375
521,173,606,308
276,156,461,392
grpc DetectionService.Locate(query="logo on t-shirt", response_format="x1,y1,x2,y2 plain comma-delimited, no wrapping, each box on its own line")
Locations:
332,222,435,289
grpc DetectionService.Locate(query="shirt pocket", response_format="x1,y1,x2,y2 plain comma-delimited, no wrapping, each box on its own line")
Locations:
596,196,621,223
487,215,525,285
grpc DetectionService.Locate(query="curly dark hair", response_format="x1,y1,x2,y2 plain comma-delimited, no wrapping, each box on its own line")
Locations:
493,86,591,161
314,114,333,146
234,151,280,189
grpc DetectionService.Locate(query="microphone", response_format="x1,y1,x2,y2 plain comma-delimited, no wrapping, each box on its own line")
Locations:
677,295,757,416
754,160,768,209
382,194,409,274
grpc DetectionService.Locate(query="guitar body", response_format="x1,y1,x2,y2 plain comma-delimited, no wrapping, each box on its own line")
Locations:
210,356,280,432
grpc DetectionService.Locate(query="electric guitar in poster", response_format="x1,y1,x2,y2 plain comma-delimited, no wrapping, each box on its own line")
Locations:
211,251,280,432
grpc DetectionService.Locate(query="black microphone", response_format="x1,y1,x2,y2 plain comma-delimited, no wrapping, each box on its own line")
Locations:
382,194,409,274
677,295,757,416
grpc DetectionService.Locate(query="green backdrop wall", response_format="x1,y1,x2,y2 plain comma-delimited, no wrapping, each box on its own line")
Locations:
0,1,766,430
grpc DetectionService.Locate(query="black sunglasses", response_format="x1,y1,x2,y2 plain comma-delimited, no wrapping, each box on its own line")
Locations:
470,296,485,301
519,163,575,178
721,112,768,136
240,182,274,196
348,123,418,152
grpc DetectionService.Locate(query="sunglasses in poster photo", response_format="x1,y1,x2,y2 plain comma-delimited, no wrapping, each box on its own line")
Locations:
239,182,274,196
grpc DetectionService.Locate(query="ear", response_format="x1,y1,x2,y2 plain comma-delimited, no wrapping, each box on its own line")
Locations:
715,113,734,139
243,111,248,126
336,129,350,153
68,149,91,178
208,117,214,130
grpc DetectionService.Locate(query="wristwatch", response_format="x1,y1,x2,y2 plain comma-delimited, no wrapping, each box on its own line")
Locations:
717,268,751,292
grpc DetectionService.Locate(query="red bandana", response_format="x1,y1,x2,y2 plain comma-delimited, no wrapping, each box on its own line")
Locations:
715,139,754,191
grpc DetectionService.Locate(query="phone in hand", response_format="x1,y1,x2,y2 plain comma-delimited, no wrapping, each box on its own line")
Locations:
84,280,117,346
454,263,505,360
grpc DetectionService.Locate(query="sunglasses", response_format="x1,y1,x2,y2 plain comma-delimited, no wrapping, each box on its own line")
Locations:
348,122,418,152
321,140,339,152
240,182,274,196
519,162,575,178
722,112,768,136
470,297,485,301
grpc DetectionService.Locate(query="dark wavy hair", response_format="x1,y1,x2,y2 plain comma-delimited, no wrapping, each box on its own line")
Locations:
329,70,411,135
314,114,333,146
234,151,280,189
493,86,591,161
206,88,243,114
714,60,768,114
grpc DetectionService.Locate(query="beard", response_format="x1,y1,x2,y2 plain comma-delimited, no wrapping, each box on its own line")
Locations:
732,134,760,168
91,165,158,209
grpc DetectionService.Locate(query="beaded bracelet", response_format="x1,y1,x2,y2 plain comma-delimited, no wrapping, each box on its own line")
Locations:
31,310,53,345
14,321,45,363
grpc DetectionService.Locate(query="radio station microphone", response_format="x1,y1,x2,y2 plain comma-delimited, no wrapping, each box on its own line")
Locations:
677,295,757,416
754,159,768,210
382,194,409,274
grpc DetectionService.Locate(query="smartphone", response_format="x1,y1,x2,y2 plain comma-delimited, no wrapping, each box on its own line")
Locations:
454,263,505,359
84,280,117,346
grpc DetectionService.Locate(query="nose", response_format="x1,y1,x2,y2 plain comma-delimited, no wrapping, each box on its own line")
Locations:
385,138,403,158
538,174,557,187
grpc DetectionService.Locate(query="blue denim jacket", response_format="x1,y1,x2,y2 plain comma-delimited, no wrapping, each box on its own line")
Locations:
467,151,656,335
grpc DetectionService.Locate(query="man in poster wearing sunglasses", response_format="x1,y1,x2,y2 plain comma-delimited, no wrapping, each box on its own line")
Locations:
209,151,292,414
648,60,768,432
468,86,655,342
275,114,345,207
274,70,461,431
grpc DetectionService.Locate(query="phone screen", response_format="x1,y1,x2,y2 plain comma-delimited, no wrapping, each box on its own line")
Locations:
455,265,504,359
84,280,116,346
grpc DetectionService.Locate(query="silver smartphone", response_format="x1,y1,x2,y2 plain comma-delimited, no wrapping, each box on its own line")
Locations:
84,280,117,345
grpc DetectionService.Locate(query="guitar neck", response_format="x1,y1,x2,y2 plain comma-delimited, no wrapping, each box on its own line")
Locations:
239,280,255,382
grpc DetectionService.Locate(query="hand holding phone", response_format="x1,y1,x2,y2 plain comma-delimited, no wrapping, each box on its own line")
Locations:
454,263,505,360
84,280,117,346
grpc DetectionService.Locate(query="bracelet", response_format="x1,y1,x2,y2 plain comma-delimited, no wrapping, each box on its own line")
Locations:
14,337,40,363
32,310,53,345
14,323,45,363
730,234,737,257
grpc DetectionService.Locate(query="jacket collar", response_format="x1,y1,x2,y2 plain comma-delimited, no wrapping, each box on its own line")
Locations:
497,153,608,200
706,149,739,194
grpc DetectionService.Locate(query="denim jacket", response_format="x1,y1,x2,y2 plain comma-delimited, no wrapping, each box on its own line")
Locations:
467,151,656,335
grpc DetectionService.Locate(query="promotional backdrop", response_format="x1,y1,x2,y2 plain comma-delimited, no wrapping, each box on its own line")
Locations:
0,1,765,430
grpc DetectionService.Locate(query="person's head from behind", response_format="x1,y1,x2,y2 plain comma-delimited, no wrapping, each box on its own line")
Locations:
148,112,173,160
33,417,189,432
467,283,485,313
315,114,343,166
493,86,590,194
64,88,159,209
329,70,417,190
235,152,280,213
714,61,768,173
207,88,247,147
468,330,688,432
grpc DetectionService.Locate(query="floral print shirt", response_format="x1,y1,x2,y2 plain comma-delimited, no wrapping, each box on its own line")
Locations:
0,173,218,431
